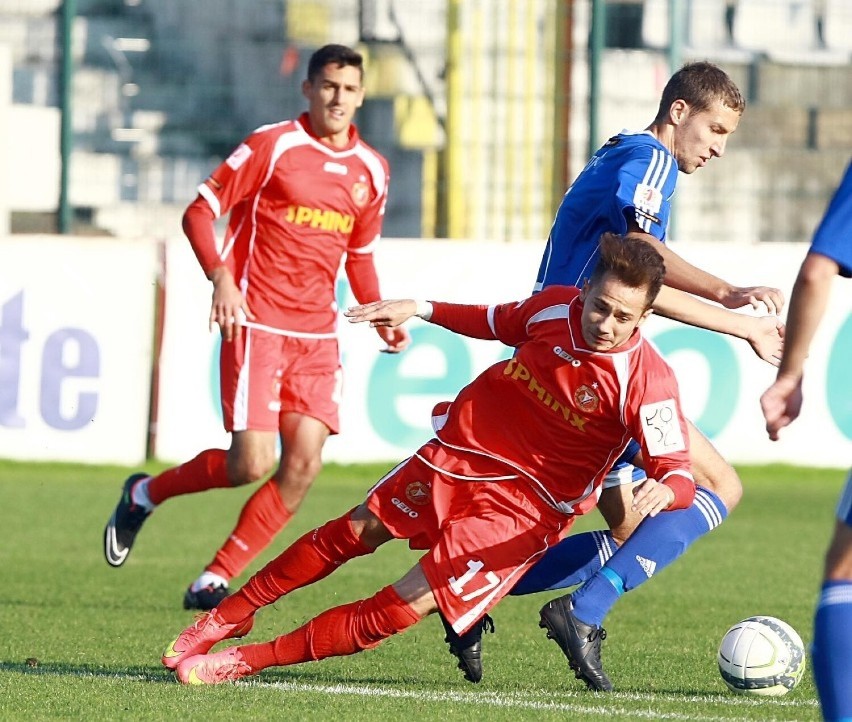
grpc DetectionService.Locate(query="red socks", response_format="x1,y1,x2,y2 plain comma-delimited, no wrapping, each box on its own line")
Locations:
238,584,421,671
206,479,293,580
216,510,372,623
146,449,231,505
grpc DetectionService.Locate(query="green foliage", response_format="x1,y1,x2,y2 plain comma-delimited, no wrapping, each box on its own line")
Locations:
0,459,839,721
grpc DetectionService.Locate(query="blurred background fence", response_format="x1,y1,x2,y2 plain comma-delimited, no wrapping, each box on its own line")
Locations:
1,0,851,244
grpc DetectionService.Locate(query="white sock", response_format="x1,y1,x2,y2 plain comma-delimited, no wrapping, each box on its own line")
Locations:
191,571,229,593
130,476,155,511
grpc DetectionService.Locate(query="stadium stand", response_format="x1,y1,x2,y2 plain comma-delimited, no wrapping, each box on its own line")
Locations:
731,0,848,64
0,0,849,242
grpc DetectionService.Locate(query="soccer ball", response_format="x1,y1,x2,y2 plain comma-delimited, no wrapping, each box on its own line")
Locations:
717,616,806,696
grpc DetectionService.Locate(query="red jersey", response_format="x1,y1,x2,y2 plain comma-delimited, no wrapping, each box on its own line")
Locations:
193,112,389,335
427,285,695,516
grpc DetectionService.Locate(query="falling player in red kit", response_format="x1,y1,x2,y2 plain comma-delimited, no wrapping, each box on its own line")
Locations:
103,44,410,608
160,233,695,687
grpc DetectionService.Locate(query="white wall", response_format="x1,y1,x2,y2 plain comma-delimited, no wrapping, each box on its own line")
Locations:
156,237,852,469
0,43,11,235
0,235,157,463
2,234,849,469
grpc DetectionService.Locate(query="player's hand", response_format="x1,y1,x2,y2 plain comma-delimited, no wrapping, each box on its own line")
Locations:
744,315,785,367
345,299,418,328
760,373,803,441
631,478,676,518
209,267,254,342
721,285,785,315
375,325,411,353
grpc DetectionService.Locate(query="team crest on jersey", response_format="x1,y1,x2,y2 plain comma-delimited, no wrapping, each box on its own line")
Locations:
351,181,369,207
405,481,430,506
574,384,599,412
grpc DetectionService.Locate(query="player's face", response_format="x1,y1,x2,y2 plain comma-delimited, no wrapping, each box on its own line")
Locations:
302,63,365,147
670,99,741,174
579,275,653,351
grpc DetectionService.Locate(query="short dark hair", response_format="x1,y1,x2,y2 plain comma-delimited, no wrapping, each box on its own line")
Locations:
307,44,364,83
654,61,745,121
589,233,666,309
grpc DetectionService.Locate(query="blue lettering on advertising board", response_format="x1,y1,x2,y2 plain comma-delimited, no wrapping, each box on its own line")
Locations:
1,291,100,431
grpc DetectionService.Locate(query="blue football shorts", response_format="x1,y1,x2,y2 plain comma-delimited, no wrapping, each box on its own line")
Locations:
602,438,647,489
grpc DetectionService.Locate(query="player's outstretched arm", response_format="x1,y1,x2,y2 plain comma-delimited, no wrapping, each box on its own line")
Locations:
760,252,840,440
663,242,785,314
652,286,784,366
719,284,785,315
629,230,784,314
346,299,420,327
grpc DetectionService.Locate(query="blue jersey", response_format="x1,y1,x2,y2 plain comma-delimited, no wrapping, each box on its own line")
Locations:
535,131,678,291
810,161,852,278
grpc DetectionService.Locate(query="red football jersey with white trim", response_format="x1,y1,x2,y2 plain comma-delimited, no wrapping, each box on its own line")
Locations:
427,285,694,516
198,112,389,335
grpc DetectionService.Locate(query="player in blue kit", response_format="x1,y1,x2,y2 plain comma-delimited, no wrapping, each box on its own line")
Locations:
440,61,787,690
761,161,852,722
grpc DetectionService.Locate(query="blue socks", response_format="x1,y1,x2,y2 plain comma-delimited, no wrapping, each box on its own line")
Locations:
511,529,618,595
813,580,852,722
571,486,727,627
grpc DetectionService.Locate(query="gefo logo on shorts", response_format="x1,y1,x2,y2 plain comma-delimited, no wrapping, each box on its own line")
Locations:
391,497,419,518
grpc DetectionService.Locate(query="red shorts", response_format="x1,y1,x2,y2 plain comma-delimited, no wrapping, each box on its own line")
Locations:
366,441,572,634
220,328,342,434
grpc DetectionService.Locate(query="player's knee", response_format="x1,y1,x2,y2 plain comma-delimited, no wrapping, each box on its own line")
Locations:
227,456,276,487
693,462,742,512
282,453,323,485
350,504,393,548
710,467,742,512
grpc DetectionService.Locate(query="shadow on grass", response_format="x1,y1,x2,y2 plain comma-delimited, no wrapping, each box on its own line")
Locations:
0,658,472,691
0,660,174,683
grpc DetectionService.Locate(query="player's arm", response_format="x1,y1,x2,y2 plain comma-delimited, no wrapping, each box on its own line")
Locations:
774,252,838,381
345,299,494,339
617,149,783,313
625,223,784,314
627,367,695,516
347,287,568,344
182,191,254,341
760,252,839,440
652,284,784,366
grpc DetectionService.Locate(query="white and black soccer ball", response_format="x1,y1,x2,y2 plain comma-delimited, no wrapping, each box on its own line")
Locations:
717,616,806,696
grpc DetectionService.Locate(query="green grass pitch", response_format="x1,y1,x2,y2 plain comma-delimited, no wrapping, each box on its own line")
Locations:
0,458,840,721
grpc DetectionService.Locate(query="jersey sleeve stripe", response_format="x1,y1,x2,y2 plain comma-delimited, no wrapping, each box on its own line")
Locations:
354,144,388,199
349,235,379,254
527,304,571,325
198,182,221,218
486,305,498,335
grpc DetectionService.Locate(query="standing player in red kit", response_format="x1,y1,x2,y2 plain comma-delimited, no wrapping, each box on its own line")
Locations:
159,234,695,687
103,44,410,609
